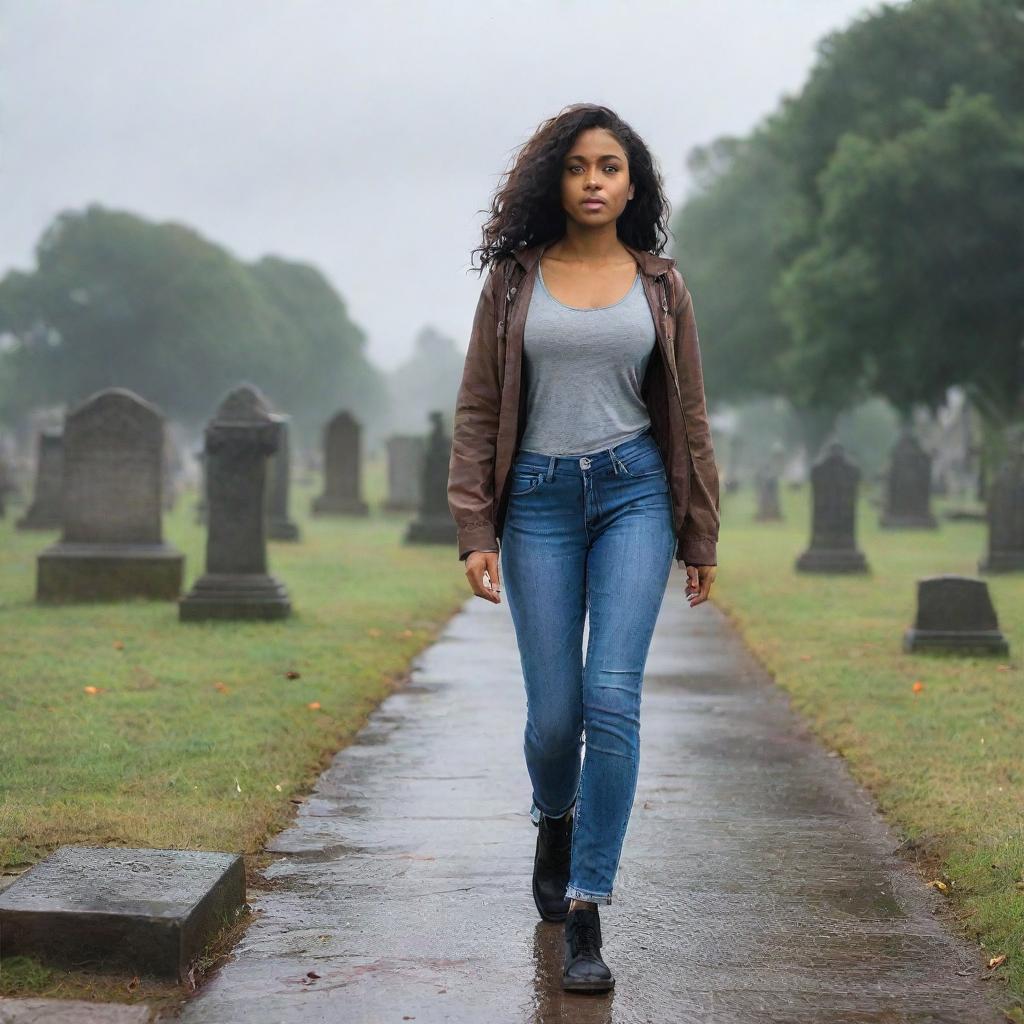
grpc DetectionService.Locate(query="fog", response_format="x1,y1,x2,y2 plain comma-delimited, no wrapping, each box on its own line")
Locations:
1,0,888,371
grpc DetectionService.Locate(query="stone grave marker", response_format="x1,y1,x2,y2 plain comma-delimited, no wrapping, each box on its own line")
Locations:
311,409,369,516
0,845,245,981
979,430,1024,573
36,390,184,601
795,442,869,573
179,383,291,621
16,429,63,530
754,468,782,521
903,575,1009,655
880,429,937,529
383,434,425,511
405,411,456,545
265,412,300,541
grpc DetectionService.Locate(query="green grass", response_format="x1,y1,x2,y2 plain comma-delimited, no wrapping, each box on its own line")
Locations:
712,483,1024,1004
0,456,469,1004
2,462,1022,1008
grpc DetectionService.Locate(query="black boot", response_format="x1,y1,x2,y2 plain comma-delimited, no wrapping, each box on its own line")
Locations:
532,807,573,922
562,905,614,992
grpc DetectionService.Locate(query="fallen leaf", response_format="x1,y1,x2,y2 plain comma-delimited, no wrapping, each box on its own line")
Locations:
285,670,301,679
112,640,125,650
798,654,812,661
912,681,924,693
306,970,321,979
126,975,139,992
214,682,230,694
83,685,101,695
275,783,283,792
368,628,383,638
988,954,1007,969
928,879,949,893
308,701,321,710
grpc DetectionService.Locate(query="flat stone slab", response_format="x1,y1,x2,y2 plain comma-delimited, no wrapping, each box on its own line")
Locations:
0,998,152,1023
168,573,1004,1023
0,847,245,981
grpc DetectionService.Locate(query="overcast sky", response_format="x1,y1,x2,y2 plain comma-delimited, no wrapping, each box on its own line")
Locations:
1,0,889,372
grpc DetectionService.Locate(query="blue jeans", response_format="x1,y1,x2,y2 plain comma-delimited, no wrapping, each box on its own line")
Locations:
499,426,676,904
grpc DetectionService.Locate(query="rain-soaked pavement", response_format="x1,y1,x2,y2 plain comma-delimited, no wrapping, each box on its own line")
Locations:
167,567,1004,1024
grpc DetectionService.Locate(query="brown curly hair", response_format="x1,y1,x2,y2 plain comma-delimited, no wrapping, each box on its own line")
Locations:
470,102,671,275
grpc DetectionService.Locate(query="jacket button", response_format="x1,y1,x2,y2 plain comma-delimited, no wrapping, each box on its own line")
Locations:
510,287,517,295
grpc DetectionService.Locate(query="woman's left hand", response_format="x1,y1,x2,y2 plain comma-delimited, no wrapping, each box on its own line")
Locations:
684,564,716,607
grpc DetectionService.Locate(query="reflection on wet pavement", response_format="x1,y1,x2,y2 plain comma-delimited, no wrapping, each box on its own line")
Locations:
169,568,1003,1023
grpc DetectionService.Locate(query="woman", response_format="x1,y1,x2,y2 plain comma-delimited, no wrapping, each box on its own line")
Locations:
447,103,720,993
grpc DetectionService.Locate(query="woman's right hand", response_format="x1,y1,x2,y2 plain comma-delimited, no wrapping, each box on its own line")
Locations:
465,550,501,604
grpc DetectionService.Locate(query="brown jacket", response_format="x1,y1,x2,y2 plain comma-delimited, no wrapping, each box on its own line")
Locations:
446,239,720,567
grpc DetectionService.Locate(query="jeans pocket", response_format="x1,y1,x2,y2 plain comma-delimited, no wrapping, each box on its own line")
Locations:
619,449,666,480
509,471,544,496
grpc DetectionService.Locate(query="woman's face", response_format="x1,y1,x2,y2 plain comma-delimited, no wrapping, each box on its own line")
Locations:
560,127,635,230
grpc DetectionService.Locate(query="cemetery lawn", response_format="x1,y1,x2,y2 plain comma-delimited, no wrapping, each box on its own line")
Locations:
712,485,1024,1002
0,463,469,1006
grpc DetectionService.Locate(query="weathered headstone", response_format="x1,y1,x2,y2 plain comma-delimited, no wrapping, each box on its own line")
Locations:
405,411,457,545
383,434,425,511
311,410,369,516
36,390,184,601
179,383,291,621
265,412,301,541
754,468,782,521
880,429,937,529
16,430,64,530
903,575,1009,655
193,446,208,524
0,845,245,981
795,442,869,573
978,429,1024,573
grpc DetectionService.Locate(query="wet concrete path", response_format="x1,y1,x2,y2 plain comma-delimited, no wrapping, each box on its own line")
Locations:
168,568,1003,1024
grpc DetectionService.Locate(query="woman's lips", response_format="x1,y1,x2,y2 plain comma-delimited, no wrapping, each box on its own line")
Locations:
582,199,606,209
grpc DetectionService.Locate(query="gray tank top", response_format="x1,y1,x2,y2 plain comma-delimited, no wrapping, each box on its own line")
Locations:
517,261,657,456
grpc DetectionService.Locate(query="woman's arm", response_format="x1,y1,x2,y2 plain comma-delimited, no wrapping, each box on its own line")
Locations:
671,268,720,568
447,267,503,562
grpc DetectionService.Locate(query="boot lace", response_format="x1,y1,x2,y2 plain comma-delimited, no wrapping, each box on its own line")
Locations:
570,913,601,957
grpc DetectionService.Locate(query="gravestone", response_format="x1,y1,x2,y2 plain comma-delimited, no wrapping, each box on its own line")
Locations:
978,430,1024,573
0,845,245,981
383,434,425,511
311,409,369,516
180,383,291,621
903,575,1009,655
795,442,869,573
754,468,782,521
880,429,937,529
16,430,64,530
36,390,184,601
405,411,457,544
265,412,301,541
194,447,208,523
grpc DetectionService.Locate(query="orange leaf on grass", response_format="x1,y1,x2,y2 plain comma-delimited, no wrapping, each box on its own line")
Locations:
307,701,321,710
83,686,102,695
285,670,301,679
912,681,924,693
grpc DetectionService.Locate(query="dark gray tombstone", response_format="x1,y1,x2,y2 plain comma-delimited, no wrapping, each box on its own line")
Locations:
193,447,208,524
979,430,1024,573
880,429,937,529
179,383,291,621
16,430,64,530
903,575,1009,655
754,468,782,521
36,390,184,602
795,442,869,574
383,434,425,511
405,411,457,545
311,409,369,516
0,845,245,981
265,412,300,541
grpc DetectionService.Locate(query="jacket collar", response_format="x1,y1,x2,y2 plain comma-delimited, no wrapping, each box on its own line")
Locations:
512,239,675,278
